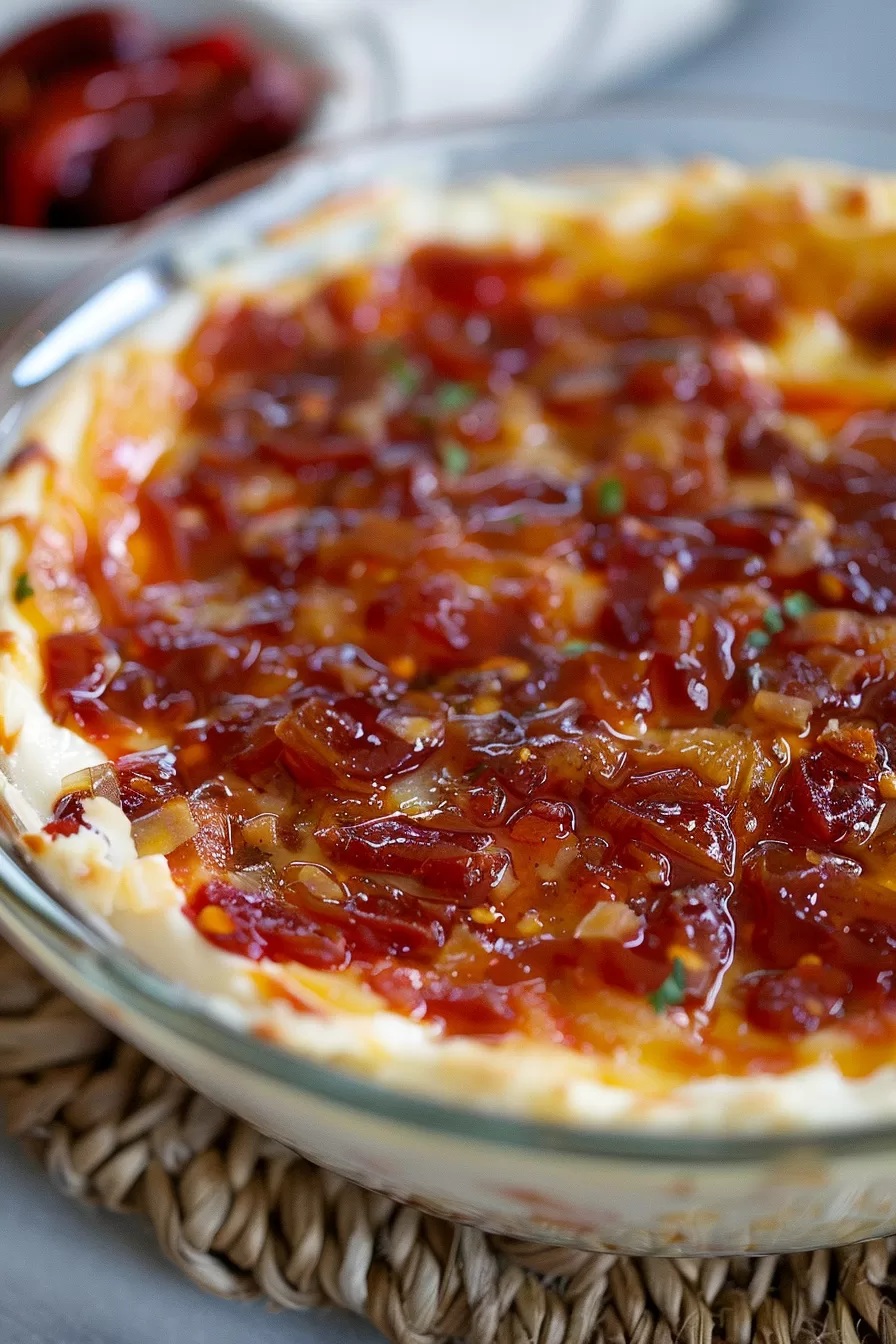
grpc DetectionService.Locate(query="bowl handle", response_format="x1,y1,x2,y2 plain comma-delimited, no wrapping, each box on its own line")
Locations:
315,11,399,132
527,0,616,108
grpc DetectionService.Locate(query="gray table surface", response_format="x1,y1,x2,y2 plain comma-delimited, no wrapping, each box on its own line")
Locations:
1,1,892,1339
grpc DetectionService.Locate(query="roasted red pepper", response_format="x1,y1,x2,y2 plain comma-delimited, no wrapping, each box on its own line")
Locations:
0,8,325,228
164,28,253,76
0,7,158,97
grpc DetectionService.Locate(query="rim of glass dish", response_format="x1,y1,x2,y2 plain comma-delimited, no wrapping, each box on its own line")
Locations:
7,96,896,1164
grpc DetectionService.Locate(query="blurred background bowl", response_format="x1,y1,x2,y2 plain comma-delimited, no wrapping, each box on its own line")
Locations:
0,0,396,322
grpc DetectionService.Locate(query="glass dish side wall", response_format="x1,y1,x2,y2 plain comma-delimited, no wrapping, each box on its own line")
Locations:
0,104,896,1253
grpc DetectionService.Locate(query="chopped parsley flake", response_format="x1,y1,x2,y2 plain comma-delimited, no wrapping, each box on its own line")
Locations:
782,590,817,620
745,628,771,650
434,381,476,414
438,438,470,476
596,476,625,518
507,512,526,529
386,348,422,398
562,639,591,657
648,957,687,1013
762,605,785,635
13,572,33,603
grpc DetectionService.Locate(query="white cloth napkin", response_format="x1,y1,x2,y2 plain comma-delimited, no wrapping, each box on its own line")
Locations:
261,0,739,125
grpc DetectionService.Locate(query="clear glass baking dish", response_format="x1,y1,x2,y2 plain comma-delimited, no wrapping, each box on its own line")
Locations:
3,101,896,1255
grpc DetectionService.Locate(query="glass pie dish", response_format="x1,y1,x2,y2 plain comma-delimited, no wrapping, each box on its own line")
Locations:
6,100,896,1255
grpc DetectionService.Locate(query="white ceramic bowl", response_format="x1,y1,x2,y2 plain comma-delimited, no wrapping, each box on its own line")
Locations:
0,0,394,321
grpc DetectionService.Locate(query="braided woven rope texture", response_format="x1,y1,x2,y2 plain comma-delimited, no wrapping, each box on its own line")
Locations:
1,941,895,1344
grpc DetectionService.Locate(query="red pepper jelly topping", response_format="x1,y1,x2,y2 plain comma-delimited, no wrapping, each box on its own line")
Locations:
27,204,896,1074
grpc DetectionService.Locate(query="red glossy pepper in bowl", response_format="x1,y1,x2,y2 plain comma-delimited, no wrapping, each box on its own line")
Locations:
0,7,326,229
83,54,319,227
0,7,158,98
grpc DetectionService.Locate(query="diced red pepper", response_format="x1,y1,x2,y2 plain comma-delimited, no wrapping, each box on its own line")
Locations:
0,8,159,91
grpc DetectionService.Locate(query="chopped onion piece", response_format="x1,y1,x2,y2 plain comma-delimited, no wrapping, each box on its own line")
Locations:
380,710,439,746
242,813,280,851
818,718,877,764
753,691,812,731
60,762,121,808
132,797,198,857
770,518,831,576
788,609,860,648
283,861,347,905
575,901,642,942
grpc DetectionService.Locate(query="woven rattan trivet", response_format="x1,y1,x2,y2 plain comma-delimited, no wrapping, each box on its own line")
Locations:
1,938,893,1344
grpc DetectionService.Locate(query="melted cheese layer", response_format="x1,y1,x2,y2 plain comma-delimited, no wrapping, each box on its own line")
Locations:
6,161,896,1128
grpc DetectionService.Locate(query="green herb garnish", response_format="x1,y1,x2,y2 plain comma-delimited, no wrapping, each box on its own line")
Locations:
562,639,591,657
438,438,470,476
13,572,33,603
648,957,687,1013
762,604,785,635
782,590,817,620
745,628,771,651
385,348,422,398
507,512,526,529
595,476,625,518
434,381,476,415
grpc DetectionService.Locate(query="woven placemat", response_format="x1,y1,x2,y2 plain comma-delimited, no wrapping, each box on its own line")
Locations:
0,939,893,1344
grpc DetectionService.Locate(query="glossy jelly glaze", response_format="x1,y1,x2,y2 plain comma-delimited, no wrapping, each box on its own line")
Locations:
22,174,896,1088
